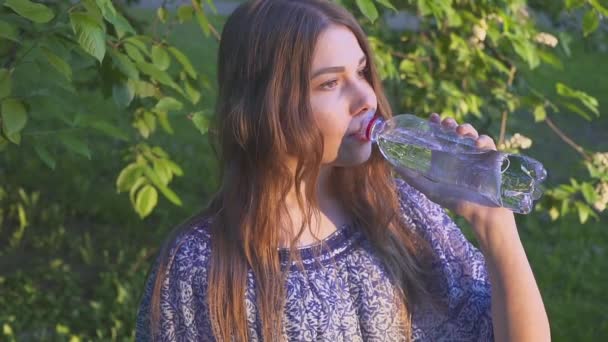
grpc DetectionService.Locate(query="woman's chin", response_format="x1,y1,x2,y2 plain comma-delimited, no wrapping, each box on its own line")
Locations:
331,141,373,167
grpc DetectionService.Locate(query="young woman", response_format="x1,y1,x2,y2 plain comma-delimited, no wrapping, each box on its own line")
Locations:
136,0,550,341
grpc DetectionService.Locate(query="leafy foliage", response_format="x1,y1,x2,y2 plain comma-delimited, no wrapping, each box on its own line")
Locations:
1,0,607,340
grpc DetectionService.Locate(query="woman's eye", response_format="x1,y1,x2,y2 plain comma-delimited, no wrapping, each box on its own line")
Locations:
320,79,338,90
358,66,368,77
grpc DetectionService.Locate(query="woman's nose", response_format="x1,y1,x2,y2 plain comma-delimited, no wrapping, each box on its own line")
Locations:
349,82,376,117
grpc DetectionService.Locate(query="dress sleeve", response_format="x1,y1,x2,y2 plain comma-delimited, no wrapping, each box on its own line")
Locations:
135,225,215,341
394,178,494,341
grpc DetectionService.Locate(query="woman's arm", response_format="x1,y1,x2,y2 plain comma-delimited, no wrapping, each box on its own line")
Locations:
397,113,550,341
470,210,550,342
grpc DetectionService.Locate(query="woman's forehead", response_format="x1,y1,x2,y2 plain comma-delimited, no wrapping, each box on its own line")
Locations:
311,25,365,69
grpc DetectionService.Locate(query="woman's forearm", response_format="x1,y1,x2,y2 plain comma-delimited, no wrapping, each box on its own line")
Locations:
471,213,551,342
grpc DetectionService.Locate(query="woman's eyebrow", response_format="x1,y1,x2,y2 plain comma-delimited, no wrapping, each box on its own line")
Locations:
311,56,366,79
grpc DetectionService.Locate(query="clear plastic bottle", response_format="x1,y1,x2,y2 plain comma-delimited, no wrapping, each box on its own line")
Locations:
359,114,547,214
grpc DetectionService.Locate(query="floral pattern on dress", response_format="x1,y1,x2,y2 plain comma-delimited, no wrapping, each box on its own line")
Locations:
136,178,493,341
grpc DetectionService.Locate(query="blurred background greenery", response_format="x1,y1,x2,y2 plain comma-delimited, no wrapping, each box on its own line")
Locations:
1,0,607,340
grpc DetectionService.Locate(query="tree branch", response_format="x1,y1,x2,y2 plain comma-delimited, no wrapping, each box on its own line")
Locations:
544,116,591,161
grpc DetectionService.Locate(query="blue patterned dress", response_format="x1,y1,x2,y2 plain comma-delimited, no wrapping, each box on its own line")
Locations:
136,179,493,341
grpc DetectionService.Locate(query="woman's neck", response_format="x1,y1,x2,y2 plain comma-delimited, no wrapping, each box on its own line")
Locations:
281,165,351,247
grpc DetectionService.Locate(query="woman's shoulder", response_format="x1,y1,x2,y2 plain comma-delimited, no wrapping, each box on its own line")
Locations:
168,217,214,269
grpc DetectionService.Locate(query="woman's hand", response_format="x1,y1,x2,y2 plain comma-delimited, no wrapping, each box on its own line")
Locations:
395,113,514,233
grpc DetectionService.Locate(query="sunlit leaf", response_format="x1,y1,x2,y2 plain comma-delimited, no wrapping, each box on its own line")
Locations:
191,111,209,135
168,47,197,79
143,166,182,206
117,163,143,192
42,48,72,81
110,50,139,79
151,45,170,71
135,185,157,218
34,142,55,170
0,68,11,99
533,105,546,122
157,7,168,23
4,0,54,24
583,10,599,37
112,81,135,108
1,98,27,135
69,12,106,63
59,135,91,159
0,20,19,42
356,0,378,22
155,97,183,112
177,5,194,23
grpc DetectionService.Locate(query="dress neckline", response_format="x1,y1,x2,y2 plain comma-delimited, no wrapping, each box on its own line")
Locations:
278,223,363,270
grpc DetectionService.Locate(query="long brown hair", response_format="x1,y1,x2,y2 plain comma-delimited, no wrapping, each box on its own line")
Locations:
150,0,431,340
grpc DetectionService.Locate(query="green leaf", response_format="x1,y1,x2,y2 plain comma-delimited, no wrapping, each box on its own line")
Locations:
561,101,592,121
59,135,91,159
117,163,143,192
112,81,135,108
0,69,11,99
34,142,55,170
110,50,139,80
164,159,183,176
512,38,539,70
143,166,182,206
581,182,598,204
42,48,72,81
157,111,173,134
155,97,183,112
153,159,172,184
143,111,156,134
565,0,585,10
356,0,379,22
575,201,591,224
194,10,211,36
95,0,135,38
185,80,201,104
375,0,397,12
135,185,158,218
124,36,149,52
137,62,176,88
556,83,599,115
69,12,106,63
1,98,27,135
88,121,129,141
129,177,147,204
133,80,157,98
4,0,54,24
191,111,209,135
6,131,20,144
533,105,546,122
588,0,608,17
157,7,168,23
0,20,19,42
168,47,197,79
177,5,194,23
151,45,170,71
538,50,563,70
124,43,145,63
583,10,599,37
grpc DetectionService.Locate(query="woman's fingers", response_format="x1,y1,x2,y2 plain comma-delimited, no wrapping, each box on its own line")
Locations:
429,114,492,147
476,134,497,150
456,123,479,138
429,113,441,124
441,117,458,129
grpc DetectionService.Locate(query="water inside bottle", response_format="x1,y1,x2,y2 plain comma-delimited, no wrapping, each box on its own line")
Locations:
377,128,547,214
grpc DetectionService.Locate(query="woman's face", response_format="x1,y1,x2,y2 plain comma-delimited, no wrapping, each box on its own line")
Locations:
309,25,377,167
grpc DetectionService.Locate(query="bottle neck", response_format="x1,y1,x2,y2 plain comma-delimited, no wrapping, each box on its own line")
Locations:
366,116,385,142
